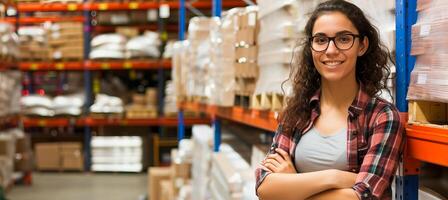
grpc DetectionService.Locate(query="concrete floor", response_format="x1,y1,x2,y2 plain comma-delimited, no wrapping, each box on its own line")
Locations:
7,172,147,200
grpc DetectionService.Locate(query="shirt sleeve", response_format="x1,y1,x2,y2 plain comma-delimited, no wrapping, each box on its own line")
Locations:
353,106,405,200
255,124,291,196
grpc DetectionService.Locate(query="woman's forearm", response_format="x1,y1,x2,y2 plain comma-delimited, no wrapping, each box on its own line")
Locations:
257,170,336,200
307,188,359,200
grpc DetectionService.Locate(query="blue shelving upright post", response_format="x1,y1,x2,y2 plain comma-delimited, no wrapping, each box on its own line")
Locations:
211,0,222,152
395,0,419,199
177,0,186,142
83,4,93,171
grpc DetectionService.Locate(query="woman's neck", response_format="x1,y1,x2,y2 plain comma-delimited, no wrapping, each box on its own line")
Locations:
320,78,359,110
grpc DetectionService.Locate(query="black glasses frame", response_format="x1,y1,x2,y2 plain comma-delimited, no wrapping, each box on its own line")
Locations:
310,33,362,52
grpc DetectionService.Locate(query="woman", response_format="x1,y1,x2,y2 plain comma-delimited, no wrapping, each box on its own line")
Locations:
255,1,404,200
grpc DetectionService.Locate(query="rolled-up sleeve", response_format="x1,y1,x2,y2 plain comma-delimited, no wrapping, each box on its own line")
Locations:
255,125,291,195
353,106,405,200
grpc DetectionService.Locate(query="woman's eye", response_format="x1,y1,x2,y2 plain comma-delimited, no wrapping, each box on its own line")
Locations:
315,37,328,44
337,36,352,43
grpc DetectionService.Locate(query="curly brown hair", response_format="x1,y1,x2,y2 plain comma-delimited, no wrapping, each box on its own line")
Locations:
280,0,394,135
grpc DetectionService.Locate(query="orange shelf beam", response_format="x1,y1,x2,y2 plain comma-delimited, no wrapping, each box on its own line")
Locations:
180,102,278,132
160,1,248,9
85,60,171,70
22,117,84,127
4,16,85,24
19,60,171,71
0,115,20,130
19,61,84,71
406,124,448,167
84,2,159,11
17,1,250,12
92,24,178,33
18,3,84,12
82,116,209,126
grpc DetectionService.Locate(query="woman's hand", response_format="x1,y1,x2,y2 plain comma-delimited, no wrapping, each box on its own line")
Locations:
262,148,297,174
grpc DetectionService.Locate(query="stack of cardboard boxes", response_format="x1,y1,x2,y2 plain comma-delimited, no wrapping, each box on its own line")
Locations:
19,22,84,61
35,142,84,171
148,148,192,200
0,133,15,189
252,0,303,111
0,129,32,189
125,88,158,119
47,22,84,61
234,7,259,108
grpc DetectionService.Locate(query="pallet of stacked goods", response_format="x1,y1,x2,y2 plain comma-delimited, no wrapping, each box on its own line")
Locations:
91,136,143,172
252,0,305,111
406,0,448,198
348,0,396,102
408,0,448,127
0,22,22,190
209,144,256,200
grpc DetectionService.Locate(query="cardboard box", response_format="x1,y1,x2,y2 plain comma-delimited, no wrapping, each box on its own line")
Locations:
148,167,171,200
408,101,447,124
0,156,13,189
170,149,191,197
160,180,174,200
35,143,60,170
15,135,33,171
50,46,84,60
117,27,139,38
235,45,258,62
0,134,15,160
235,62,258,78
240,9,258,29
236,28,257,46
61,143,83,171
146,88,158,106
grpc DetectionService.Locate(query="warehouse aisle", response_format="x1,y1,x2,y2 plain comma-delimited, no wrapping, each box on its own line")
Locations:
7,173,147,200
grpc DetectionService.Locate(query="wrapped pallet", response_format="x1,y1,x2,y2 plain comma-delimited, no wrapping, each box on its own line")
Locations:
408,0,448,104
190,125,214,200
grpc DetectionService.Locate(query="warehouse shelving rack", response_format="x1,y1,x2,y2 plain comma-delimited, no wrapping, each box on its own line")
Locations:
15,0,218,171
176,0,448,199
396,0,448,199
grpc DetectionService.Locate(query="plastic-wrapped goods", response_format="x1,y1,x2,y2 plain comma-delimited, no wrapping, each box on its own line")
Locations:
18,25,50,61
46,22,84,60
191,125,214,200
90,94,124,114
209,144,253,200
0,23,19,62
21,93,84,117
91,136,142,172
0,72,21,117
407,0,448,103
90,33,127,59
125,31,161,59
172,41,188,101
0,130,16,189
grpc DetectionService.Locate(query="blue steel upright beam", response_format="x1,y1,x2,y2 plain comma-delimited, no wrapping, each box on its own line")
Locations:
395,0,418,199
83,5,93,171
213,118,221,152
179,0,186,40
212,0,222,152
212,0,222,17
177,0,186,143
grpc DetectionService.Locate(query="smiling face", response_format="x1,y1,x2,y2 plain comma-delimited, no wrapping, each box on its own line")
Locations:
311,11,368,83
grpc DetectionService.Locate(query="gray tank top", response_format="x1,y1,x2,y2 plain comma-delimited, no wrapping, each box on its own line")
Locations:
294,127,348,173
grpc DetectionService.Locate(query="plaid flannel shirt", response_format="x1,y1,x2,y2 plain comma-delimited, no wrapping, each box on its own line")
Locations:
255,85,405,200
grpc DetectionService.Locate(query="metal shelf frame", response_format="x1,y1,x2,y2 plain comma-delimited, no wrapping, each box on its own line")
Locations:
16,1,208,171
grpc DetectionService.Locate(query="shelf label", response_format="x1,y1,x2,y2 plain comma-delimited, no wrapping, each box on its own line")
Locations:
55,63,65,70
67,4,78,11
159,4,170,19
124,62,132,69
38,120,46,127
101,63,110,70
99,3,108,10
30,63,38,71
129,2,139,9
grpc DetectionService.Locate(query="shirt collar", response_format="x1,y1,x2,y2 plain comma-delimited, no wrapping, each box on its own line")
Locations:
309,83,371,117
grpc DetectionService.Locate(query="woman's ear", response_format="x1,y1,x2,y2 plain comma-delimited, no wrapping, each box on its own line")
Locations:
358,36,369,56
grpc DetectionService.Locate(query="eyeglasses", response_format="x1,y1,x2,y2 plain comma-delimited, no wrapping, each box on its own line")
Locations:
310,34,361,52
